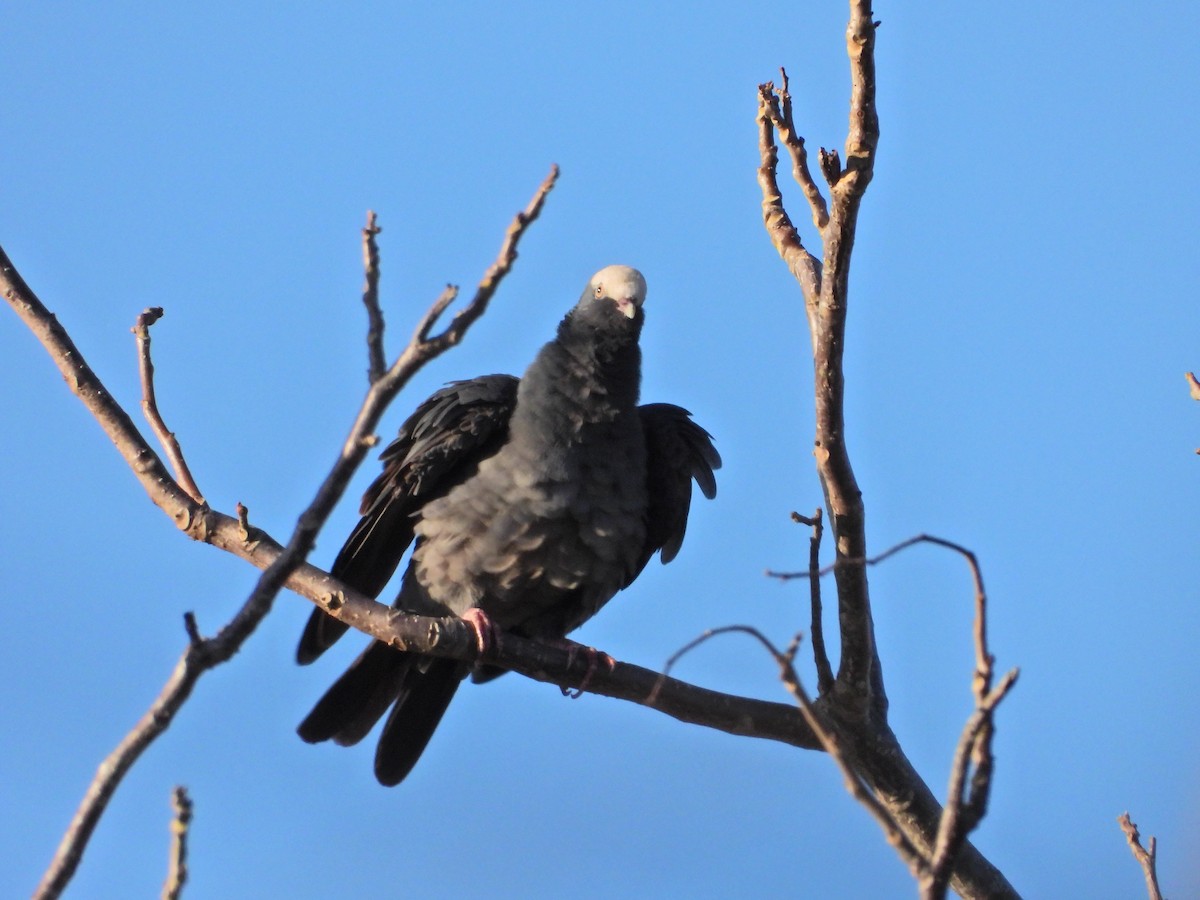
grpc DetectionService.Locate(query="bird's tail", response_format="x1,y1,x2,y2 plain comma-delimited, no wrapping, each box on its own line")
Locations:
297,640,467,785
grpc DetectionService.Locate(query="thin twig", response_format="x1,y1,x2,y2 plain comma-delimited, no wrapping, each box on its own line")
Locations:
21,167,559,900
425,165,559,352
663,625,930,881
1118,813,1164,900
755,81,822,303
769,69,830,229
182,612,202,647
361,211,386,383
36,634,205,900
235,502,252,542
132,308,206,505
161,786,192,900
838,532,1017,899
771,526,1024,900
1187,372,1200,454
768,532,984,584
413,285,459,344
922,670,1018,899
791,509,834,694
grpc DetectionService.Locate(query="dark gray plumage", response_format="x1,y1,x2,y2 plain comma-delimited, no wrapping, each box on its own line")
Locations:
297,265,719,785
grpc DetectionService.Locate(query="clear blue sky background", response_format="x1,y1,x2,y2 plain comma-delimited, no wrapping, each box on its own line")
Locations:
3,3,1197,897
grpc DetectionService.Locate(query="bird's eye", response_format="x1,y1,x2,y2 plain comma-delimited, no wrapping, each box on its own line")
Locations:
594,285,603,297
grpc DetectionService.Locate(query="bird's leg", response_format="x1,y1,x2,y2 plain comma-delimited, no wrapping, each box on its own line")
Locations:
553,639,616,699
460,608,501,658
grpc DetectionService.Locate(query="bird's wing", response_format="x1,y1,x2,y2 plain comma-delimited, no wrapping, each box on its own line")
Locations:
296,374,520,664
632,403,721,580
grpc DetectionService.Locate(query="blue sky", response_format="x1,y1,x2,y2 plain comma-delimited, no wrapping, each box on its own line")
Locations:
3,2,1198,897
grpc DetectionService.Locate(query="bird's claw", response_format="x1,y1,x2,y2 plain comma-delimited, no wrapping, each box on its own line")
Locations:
557,640,616,698
460,608,500,657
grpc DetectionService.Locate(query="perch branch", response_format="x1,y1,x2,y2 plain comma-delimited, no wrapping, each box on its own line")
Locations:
8,214,1016,899
161,786,192,900
1118,813,1164,900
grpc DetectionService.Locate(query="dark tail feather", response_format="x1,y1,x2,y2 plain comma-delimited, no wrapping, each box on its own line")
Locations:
296,504,418,665
296,610,352,666
374,657,466,786
297,640,412,747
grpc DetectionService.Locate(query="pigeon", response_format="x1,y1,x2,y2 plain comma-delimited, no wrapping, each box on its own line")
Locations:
296,265,720,785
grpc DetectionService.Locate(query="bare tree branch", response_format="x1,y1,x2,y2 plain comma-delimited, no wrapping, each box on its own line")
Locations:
790,509,834,695
772,531,1021,897
161,786,192,900
768,533,985,586
923,668,1019,900
923,531,1022,897
768,69,830,230
1118,813,1164,900
758,2,881,707
10,162,818,896
361,210,386,384
133,307,206,505
756,81,822,302
34,637,205,900
1188,372,1200,454
808,0,880,706
234,501,253,542
3,215,824,747
16,165,560,900
754,6,1021,895
666,625,931,881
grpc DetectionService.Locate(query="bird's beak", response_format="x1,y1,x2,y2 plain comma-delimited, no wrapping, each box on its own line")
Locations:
615,298,637,319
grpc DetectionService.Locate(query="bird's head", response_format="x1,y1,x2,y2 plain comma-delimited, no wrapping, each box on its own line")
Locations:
578,265,647,320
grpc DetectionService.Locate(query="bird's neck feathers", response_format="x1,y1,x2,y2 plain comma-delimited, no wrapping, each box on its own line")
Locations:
512,308,643,437
556,304,643,404
559,302,642,363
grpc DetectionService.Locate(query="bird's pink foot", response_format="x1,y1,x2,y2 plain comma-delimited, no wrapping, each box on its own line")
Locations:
460,608,500,656
555,639,616,698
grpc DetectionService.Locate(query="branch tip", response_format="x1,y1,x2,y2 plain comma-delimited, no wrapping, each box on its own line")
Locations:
182,612,202,646
1118,813,1164,900
361,209,387,383
162,786,193,900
